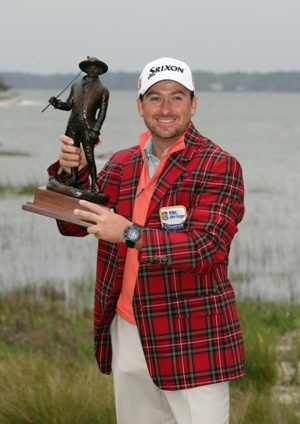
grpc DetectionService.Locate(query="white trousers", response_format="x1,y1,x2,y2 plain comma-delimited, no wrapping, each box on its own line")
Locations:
110,314,229,424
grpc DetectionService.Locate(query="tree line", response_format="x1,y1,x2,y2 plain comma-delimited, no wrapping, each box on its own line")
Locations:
0,76,11,93
1,70,300,92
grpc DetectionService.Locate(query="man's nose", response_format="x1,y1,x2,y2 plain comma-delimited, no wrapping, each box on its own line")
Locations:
160,99,172,113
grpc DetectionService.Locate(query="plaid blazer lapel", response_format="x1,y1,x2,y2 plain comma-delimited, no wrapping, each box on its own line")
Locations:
145,124,202,221
146,147,194,221
118,123,200,223
116,149,142,218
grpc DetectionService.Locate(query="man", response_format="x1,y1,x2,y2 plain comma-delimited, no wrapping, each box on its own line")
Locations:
48,57,245,424
49,56,109,192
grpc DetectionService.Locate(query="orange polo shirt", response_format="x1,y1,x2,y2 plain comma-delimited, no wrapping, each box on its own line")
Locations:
116,130,185,324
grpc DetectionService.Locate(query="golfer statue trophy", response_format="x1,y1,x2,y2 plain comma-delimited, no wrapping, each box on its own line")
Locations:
22,56,110,227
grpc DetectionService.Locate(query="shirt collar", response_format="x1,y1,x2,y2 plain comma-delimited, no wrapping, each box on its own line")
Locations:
140,129,186,162
144,138,170,160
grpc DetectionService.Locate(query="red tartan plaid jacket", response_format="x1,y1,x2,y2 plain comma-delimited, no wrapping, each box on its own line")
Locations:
48,122,245,390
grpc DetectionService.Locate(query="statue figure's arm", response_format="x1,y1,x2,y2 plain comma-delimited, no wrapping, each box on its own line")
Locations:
92,91,110,134
48,85,74,111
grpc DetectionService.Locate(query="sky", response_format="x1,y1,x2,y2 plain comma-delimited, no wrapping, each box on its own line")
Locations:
1,0,299,75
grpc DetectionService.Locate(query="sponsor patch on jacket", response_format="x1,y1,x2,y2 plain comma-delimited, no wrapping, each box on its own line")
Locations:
159,205,187,229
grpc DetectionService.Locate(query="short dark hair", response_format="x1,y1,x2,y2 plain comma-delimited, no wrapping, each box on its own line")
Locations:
139,91,195,102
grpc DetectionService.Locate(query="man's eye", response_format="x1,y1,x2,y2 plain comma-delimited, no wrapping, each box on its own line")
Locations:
150,97,161,102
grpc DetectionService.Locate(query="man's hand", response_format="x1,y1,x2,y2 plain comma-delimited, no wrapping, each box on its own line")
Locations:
58,135,102,175
59,135,86,175
74,200,134,245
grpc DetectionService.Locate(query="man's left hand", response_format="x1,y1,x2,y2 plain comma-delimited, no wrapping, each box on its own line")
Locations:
74,200,131,244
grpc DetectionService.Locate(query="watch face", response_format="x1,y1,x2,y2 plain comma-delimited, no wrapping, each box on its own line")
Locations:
127,226,141,242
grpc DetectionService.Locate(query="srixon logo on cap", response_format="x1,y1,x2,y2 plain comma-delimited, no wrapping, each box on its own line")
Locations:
148,64,184,80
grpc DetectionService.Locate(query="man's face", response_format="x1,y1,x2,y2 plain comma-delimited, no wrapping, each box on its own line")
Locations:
137,80,198,147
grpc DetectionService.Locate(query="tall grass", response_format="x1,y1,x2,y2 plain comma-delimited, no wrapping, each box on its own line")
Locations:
230,386,299,424
0,284,116,424
230,301,300,423
0,285,299,423
0,184,36,196
0,353,115,424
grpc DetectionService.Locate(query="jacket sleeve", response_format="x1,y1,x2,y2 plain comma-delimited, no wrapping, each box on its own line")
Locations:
47,160,90,186
46,151,126,237
139,154,245,275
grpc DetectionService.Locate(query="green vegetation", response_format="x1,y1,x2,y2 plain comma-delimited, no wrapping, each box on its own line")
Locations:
0,285,116,424
0,184,36,196
0,76,11,93
0,285,299,423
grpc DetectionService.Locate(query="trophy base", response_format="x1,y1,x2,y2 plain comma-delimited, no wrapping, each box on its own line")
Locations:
22,186,108,227
46,178,110,204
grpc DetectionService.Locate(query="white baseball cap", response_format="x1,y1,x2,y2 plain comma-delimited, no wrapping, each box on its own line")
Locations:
138,57,195,96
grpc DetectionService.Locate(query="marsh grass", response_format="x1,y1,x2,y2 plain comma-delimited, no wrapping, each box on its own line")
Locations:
0,184,36,196
236,300,297,390
0,286,300,423
0,284,116,424
0,353,115,424
230,387,299,424
0,151,30,157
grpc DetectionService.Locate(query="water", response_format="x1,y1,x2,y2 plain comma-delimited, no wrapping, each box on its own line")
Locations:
1,89,300,302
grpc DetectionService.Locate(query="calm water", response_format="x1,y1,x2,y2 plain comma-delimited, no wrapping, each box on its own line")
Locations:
1,89,300,302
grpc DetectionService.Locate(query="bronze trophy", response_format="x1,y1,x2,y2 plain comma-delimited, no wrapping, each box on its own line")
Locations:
22,57,110,227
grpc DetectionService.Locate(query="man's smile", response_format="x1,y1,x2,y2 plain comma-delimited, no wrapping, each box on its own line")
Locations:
157,118,175,123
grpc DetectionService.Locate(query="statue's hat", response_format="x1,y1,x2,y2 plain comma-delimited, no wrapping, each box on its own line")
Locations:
79,57,108,75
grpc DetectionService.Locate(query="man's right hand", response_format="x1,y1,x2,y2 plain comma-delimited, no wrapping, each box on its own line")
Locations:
59,135,87,175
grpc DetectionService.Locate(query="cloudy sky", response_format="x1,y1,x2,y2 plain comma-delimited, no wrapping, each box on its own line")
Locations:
1,0,299,75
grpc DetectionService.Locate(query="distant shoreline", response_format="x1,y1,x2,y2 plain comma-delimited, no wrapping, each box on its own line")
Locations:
0,94,21,106
1,70,300,92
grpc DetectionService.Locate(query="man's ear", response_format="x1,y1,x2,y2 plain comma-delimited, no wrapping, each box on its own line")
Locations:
191,95,198,117
136,98,144,118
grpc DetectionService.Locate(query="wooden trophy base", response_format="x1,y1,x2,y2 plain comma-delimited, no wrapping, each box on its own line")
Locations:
22,186,107,227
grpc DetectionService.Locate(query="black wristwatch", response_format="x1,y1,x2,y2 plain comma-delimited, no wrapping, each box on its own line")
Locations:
123,223,142,248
